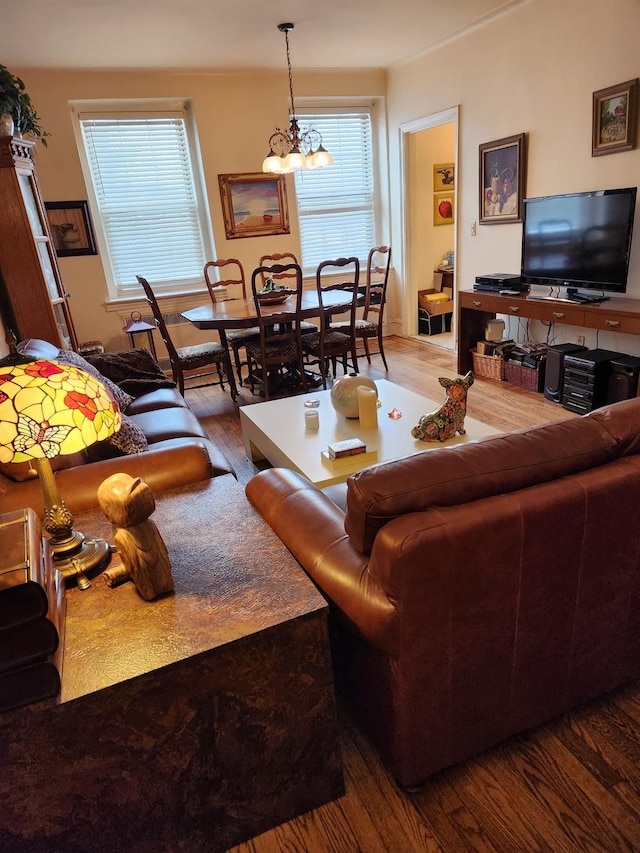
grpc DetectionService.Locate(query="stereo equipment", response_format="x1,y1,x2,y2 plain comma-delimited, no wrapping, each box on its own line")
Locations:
562,349,626,414
544,344,588,403
474,274,529,294
607,356,640,404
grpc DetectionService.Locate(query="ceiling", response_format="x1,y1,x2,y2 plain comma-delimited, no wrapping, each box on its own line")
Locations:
1,0,524,71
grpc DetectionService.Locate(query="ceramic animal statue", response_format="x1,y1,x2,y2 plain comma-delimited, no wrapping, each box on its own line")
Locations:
411,371,474,442
97,472,174,601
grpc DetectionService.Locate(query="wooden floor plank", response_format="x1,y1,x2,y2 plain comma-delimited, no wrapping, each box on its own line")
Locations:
182,337,640,853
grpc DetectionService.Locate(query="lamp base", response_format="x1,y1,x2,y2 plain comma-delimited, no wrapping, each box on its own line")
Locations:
52,533,112,590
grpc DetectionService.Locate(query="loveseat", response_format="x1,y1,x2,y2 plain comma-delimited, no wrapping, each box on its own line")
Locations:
0,339,233,516
246,397,640,788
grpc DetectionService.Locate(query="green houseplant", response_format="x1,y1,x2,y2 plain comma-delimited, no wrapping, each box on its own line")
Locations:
0,64,50,145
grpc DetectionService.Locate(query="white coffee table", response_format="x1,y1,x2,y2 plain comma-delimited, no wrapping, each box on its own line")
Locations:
240,378,499,487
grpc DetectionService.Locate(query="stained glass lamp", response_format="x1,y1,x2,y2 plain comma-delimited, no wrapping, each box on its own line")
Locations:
0,359,122,588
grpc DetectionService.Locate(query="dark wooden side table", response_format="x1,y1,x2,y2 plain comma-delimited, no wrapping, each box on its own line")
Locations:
0,476,344,853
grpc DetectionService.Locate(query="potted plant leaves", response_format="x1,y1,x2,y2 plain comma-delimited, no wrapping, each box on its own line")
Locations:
0,64,50,146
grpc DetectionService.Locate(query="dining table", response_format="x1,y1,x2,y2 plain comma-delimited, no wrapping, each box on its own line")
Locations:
182,289,354,399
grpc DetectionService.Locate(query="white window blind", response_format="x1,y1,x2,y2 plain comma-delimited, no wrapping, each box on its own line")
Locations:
79,112,209,294
294,111,375,272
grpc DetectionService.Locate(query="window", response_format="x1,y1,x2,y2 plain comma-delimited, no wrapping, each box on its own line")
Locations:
73,101,213,299
294,110,375,273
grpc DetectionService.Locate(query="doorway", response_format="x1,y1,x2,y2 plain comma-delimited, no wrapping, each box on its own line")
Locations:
400,107,458,353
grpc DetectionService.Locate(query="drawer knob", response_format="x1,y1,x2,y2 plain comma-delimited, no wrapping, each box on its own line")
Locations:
605,319,621,328
552,312,565,320
509,305,520,313
472,300,482,307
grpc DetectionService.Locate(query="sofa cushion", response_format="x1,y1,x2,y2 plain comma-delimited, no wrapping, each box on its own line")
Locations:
345,400,640,556
125,388,188,414
128,407,207,444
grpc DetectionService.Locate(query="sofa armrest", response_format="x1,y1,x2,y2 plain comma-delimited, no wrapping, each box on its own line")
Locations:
0,438,232,517
246,468,399,654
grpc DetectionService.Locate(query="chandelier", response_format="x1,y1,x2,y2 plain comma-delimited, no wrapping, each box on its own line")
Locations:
262,23,333,174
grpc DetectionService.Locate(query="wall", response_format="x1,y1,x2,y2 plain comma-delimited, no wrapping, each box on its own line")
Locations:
386,0,640,355
13,67,384,351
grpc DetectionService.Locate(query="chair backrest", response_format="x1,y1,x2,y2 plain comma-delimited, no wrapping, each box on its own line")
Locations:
363,246,391,322
136,275,181,370
204,258,247,303
315,256,360,328
250,263,304,338
258,252,299,288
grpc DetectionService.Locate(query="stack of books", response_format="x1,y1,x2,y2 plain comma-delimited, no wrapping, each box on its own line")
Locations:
475,339,516,358
0,509,65,712
321,438,378,469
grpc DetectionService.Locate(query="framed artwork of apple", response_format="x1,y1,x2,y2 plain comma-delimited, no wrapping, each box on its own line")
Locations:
479,132,527,224
434,192,454,226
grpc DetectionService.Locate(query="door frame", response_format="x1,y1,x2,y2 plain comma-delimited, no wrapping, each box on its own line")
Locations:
399,106,459,348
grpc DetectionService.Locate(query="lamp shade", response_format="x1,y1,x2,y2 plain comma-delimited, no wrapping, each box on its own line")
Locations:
0,359,121,464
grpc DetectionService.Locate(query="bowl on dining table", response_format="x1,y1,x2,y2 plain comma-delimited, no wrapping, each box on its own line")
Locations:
256,289,291,305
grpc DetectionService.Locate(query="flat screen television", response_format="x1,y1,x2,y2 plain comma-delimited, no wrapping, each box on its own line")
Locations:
521,186,637,302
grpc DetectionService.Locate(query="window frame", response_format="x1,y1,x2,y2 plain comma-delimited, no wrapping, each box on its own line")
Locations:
71,99,215,302
293,102,385,276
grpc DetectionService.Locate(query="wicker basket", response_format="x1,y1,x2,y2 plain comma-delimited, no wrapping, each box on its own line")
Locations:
504,358,545,392
471,348,504,380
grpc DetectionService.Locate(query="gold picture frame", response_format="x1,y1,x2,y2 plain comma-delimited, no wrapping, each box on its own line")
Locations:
44,200,97,257
479,132,526,225
592,78,638,156
433,192,454,226
218,173,290,239
433,163,455,192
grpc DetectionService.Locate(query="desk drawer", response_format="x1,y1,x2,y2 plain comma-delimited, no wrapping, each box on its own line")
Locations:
459,293,585,325
583,312,640,335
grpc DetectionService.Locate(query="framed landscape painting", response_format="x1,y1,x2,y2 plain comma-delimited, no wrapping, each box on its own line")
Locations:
218,173,290,239
592,78,638,156
478,132,526,225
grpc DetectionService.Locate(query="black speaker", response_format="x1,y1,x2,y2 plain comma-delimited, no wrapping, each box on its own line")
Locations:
544,343,588,403
607,356,640,403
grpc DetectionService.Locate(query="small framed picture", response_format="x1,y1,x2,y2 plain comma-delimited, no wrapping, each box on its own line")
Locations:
44,200,97,257
218,173,290,239
479,133,526,225
433,163,455,192
433,192,454,226
592,78,638,156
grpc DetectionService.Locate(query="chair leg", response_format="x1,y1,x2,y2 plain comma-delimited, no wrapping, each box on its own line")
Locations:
362,335,373,364
378,329,388,371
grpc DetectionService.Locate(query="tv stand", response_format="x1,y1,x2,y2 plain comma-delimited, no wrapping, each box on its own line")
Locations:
457,289,640,375
566,288,610,304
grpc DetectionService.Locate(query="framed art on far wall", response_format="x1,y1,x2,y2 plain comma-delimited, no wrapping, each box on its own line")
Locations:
44,200,97,256
218,173,290,239
479,132,526,225
592,78,638,156
433,192,454,226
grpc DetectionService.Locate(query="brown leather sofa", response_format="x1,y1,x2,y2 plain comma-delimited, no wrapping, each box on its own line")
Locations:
246,397,640,788
0,339,233,516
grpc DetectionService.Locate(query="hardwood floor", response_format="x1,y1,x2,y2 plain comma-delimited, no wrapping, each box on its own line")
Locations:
184,337,640,853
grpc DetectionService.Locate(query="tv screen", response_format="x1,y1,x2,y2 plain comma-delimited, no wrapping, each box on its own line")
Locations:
521,187,637,295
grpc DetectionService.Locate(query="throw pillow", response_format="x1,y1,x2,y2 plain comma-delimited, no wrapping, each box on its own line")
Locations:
85,349,176,397
55,349,134,413
86,412,148,461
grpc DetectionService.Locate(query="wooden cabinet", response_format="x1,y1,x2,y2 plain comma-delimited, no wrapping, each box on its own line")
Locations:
457,289,640,374
0,136,77,350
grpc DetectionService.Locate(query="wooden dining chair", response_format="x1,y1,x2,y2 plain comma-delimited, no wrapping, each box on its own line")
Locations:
204,258,259,386
137,275,237,400
259,252,317,335
330,246,391,370
244,263,308,401
302,257,360,389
